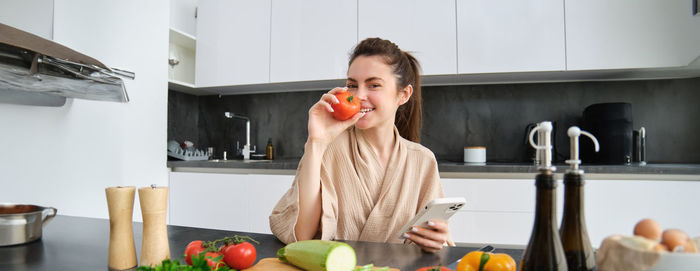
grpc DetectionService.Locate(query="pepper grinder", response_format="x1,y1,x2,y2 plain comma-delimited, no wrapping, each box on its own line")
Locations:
138,185,170,267
106,186,137,270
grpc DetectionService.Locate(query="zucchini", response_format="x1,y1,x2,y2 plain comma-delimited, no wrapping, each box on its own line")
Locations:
277,240,357,271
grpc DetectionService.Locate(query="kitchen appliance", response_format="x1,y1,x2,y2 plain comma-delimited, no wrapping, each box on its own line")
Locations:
581,103,633,164
0,204,57,246
633,127,646,165
0,23,134,107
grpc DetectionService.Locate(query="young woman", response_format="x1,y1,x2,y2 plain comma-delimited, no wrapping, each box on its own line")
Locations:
270,38,450,252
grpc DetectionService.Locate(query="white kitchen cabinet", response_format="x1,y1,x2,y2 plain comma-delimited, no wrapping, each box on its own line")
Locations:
195,0,271,87
584,179,700,248
170,0,198,37
442,177,700,247
358,0,457,75
441,178,542,245
169,172,294,233
169,0,198,89
456,0,566,74
270,0,357,83
0,0,54,40
566,0,700,70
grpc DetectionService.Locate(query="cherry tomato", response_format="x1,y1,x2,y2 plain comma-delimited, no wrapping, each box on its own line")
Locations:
204,252,226,270
416,266,453,271
222,242,257,269
331,91,361,121
184,240,206,265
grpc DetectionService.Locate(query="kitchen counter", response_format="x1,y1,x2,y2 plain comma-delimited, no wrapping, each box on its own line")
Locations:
0,215,522,270
168,159,700,180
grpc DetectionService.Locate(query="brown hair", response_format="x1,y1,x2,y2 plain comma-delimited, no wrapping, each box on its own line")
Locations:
349,38,423,143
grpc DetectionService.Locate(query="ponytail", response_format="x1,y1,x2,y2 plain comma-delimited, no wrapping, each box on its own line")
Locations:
349,38,423,143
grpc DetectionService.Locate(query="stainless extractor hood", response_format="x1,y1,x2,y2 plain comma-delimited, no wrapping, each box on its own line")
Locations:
0,23,134,107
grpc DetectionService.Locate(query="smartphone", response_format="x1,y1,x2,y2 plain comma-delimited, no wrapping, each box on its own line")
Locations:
397,197,467,239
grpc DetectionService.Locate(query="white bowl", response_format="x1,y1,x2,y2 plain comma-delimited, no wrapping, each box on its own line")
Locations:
650,252,700,271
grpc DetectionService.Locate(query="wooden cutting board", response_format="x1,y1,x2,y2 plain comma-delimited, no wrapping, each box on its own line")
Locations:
244,258,400,271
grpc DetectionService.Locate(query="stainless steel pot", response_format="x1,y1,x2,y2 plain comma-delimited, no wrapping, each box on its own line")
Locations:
0,204,57,246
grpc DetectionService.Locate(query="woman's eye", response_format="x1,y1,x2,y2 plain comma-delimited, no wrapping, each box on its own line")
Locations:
370,84,381,88
346,84,357,89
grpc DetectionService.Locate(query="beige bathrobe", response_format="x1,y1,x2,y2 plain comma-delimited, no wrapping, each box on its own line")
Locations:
269,126,445,244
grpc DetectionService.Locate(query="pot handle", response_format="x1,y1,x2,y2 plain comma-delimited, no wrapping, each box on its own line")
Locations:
42,207,57,227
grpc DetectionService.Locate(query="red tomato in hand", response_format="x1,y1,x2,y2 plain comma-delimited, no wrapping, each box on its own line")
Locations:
184,240,206,265
331,91,361,121
222,242,257,269
416,266,453,271
204,252,226,270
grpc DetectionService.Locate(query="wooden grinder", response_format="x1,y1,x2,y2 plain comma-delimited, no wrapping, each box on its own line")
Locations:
106,186,138,270
138,185,171,267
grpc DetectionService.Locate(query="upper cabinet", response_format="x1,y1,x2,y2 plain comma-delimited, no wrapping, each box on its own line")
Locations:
270,0,357,83
566,0,700,70
457,0,566,73
359,0,457,75
170,0,198,37
195,0,271,87
181,0,700,94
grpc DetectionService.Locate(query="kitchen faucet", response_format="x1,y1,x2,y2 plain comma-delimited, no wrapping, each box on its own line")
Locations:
224,112,256,160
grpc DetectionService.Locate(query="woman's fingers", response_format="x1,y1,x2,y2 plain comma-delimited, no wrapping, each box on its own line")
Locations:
341,111,365,125
426,220,449,232
321,93,340,105
328,86,348,95
309,100,334,114
408,226,446,245
404,231,443,251
403,220,449,252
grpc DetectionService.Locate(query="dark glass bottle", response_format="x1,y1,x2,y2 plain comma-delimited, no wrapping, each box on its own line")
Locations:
266,138,274,160
520,171,567,271
560,172,596,271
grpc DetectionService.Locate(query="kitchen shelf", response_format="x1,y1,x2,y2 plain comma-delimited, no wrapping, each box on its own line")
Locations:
169,28,196,50
168,27,196,89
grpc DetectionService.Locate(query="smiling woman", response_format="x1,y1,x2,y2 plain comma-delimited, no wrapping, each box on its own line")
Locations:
269,38,453,253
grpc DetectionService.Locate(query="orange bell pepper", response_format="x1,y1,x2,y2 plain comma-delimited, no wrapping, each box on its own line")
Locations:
456,251,516,271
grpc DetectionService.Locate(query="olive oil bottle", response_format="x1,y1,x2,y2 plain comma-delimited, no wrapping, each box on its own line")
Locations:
560,127,599,271
521,121,567,271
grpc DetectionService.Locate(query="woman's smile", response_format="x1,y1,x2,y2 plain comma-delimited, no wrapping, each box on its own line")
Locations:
360,107,375,113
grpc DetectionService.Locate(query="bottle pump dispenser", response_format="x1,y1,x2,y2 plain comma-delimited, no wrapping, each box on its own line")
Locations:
560,126,599,271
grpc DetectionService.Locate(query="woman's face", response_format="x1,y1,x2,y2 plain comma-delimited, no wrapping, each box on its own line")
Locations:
346,55,411,131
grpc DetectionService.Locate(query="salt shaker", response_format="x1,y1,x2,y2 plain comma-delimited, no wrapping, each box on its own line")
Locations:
138,185,170,267
105,186,137,270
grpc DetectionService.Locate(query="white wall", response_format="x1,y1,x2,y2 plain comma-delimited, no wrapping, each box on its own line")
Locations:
0,0,54,39
0,0,169,220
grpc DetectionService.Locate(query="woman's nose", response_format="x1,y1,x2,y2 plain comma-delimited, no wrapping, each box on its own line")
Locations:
353,87,367,100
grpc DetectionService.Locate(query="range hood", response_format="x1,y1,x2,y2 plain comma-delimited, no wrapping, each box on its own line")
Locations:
0,23,134,107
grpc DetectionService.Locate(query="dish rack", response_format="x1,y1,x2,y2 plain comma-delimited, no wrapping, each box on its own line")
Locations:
167,140,210,161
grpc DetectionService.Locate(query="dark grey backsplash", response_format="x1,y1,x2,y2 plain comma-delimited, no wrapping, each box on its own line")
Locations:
168,77,700,163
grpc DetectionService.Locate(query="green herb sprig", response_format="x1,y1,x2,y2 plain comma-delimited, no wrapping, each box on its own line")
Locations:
136,253,234,271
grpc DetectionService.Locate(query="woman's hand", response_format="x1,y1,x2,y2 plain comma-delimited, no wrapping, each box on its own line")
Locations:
403,220,450,253
307,87,364,146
